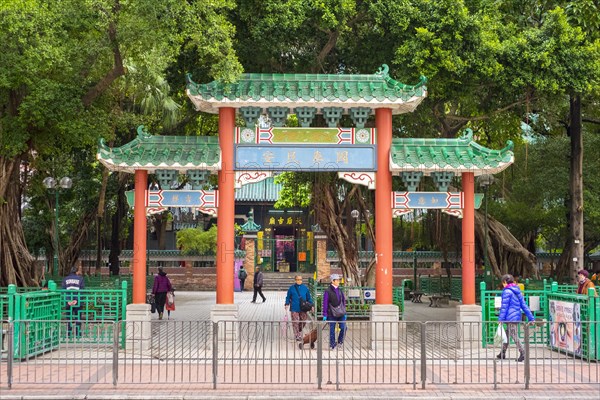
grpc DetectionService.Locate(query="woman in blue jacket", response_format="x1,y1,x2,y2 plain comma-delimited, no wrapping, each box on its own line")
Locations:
497,274,536,361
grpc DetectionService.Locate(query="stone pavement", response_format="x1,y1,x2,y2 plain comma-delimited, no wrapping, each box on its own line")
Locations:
1,291,599,400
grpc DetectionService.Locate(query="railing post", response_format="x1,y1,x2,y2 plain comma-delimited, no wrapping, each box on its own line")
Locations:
7,321,13,389
317,320,322,389
120,280,128,349
212,322,218,389
420,322,426,389
112,322,119,386
524,323,530,389
480,281,487,348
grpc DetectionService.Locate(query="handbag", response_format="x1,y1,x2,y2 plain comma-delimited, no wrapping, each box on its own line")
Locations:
147,293,156,314
294,285,313,312
494,323,507,345
328,288,346,317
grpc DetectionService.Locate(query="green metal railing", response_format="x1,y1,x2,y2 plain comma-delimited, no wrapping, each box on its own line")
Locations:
308,279,404,319
419,276,484,301
2,280,128,359
480,281,599,360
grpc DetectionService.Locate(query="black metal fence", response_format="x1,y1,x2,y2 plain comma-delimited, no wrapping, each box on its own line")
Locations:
1,320,598,390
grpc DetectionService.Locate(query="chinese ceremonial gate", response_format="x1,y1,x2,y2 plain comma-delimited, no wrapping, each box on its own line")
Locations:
98,64,514,339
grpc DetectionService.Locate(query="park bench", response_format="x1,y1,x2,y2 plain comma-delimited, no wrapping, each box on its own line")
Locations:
428,293,451,308
410,291,424,303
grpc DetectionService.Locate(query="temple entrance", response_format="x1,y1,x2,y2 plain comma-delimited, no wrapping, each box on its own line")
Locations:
257,229,314,274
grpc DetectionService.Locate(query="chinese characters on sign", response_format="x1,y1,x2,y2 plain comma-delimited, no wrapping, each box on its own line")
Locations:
235,146,376,171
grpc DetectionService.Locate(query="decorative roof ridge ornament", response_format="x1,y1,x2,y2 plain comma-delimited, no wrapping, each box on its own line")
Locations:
240,208,261,233
137,125,152,139
377,64,428,92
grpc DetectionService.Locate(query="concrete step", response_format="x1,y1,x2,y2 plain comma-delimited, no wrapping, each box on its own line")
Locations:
260,272,314,291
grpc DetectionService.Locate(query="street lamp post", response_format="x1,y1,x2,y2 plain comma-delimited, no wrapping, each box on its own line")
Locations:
43,176,72,276
478,174,495,289
351,209,361,267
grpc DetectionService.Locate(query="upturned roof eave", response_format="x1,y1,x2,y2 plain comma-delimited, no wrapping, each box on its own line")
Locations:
389,156,515,176
97,155,222,173
186,90,427,115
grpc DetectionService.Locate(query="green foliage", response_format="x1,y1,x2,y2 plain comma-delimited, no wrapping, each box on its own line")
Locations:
176,226,217,255
273,172,313,209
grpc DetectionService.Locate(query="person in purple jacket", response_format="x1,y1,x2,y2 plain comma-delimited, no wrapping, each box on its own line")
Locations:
322,274,346,350
152,267,172,320
497,274,535,361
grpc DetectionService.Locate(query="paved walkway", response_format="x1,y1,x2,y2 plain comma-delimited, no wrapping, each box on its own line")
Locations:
2,291,599,400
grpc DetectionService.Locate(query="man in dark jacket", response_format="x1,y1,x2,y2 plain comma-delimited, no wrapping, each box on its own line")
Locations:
62,265,85,337
152,267,172,320
251,267,266,303
498,274,536,361
285,275,313,341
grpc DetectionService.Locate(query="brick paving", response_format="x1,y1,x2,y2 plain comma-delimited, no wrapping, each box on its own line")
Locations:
1,291,599,399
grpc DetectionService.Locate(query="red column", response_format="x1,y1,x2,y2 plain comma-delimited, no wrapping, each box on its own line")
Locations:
375,108,393,305
216,107,236,304
132,169,148,304
462,172,476,305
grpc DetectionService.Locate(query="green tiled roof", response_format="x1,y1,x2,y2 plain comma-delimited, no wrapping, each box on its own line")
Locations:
186,64,427,115
97,126,221,173
235,177,281,202
390,129,514,175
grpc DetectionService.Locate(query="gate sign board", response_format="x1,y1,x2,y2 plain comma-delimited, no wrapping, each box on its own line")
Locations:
126,190,218,208
235,126,377,171
392,192,484,209
235,145,376,171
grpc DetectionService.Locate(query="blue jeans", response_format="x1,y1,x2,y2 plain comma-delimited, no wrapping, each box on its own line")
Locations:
328,316,346,348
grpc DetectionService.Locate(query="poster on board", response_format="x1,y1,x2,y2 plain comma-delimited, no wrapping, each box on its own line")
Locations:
549,299,582,355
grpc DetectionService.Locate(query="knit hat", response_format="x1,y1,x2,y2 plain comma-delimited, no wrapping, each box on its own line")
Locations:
577,270,589,278
330,274,341,281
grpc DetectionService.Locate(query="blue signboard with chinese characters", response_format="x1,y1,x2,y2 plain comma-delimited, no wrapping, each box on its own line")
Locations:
235,145,377,171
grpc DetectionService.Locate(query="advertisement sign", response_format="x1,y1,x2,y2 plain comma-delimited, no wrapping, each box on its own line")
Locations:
549,299,582,355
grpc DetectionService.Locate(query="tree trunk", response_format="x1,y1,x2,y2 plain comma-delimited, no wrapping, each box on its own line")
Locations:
0,155,36,286
568,94,584,280
473,211,537,280
555,94,584,282
312,175,361,285
108,177,129,276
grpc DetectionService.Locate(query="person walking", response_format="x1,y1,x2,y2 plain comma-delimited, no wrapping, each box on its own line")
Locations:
322,274,346,350
251,267,266,303
152,267,172,320
497,274,536,362
285,275,314,342
62,265,85,337
576,270,597,296
238,266,248,292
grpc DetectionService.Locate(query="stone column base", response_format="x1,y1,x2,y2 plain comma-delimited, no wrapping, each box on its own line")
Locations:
211,304,239,342
456,304,482,350
125,303,151,353
370,304,400,350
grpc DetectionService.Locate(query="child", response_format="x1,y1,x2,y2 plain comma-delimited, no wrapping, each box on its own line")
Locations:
165,290,175,319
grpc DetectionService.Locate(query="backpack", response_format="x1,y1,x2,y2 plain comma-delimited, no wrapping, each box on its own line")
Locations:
239,269,247,279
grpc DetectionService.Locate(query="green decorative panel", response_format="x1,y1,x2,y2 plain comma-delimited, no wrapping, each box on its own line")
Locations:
322,107,345,127
155,169,178,188
235,127,376,145
186,170,210,189
401,171,423,191
294,107,317,127
431,172,455,191
239,106,263,126
266,107,289,127
349,107,372,128
97,126,221,173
